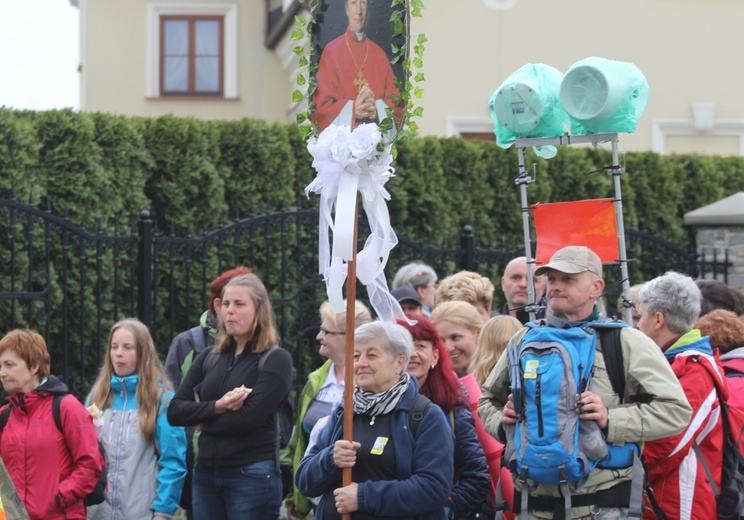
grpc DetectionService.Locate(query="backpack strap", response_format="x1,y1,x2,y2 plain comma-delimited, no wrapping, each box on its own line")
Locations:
51,394,66,433
188,325,209,356
597,327,625,401
0,405,11,430
692,442,721,496
258,346,282,473
409,393,432,437
1,395,67,432
258,345,278,371
181,326,210,379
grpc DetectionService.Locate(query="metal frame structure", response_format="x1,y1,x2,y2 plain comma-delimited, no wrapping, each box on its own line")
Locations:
513,132,634,323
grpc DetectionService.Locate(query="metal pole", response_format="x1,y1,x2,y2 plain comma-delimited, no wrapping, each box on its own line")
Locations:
516,146,537,323
610,140,632,324
137,210,153,329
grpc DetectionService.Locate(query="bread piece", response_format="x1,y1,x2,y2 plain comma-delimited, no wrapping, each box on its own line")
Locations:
87,404,103,420
231,385,252,396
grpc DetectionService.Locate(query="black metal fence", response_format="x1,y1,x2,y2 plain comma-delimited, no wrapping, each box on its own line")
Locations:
0,196,730,400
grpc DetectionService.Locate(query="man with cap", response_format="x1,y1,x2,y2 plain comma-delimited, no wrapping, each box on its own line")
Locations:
391,286,423,316
479,245,691,520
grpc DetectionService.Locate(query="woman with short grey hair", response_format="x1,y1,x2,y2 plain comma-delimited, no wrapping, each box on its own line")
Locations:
296,321,455,519
638,271,701,334
353,320,412,365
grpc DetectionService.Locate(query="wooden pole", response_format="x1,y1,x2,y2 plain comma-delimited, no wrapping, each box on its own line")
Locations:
341,197,359,520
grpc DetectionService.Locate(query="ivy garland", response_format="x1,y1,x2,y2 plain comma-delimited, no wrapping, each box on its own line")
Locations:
290,0,426,147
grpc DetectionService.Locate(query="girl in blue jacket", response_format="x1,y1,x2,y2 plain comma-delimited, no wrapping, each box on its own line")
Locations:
87,318,187,520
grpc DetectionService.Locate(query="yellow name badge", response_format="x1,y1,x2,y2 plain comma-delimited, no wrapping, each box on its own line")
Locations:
370,436,389,455
524,359,539,380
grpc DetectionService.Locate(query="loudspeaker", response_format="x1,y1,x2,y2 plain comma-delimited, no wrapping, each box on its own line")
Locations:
559,57,649,134
490,63,569,145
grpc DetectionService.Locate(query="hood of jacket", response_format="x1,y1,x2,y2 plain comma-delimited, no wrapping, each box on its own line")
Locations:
721,346,744,361
665,330,713,361
8,374,69,410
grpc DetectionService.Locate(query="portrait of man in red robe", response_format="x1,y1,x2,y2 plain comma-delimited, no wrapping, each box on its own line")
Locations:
311,0,405,132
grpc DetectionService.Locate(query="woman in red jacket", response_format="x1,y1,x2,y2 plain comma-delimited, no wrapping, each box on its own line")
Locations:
0,330,102,520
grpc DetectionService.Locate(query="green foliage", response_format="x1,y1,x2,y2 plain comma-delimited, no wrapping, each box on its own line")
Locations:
216,119,298,217
141,115,224,231
2,107,743,249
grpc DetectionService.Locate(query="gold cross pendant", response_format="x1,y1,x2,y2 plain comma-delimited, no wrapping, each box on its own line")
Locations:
354,71,367,91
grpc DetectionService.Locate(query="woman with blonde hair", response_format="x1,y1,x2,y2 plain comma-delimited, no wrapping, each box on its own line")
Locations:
285,300,371,518
87,318,187,520
168,273,293,519
431,301,484,378
470,315,522,386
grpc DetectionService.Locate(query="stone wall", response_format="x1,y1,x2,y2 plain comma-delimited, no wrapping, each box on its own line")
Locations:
693,226,744,288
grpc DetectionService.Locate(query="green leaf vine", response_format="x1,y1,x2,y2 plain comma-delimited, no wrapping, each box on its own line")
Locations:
291,0,426,148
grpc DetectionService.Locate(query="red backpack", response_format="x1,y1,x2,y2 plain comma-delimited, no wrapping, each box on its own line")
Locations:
696,360,744,519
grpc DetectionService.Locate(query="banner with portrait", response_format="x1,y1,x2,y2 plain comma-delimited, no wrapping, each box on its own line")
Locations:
310,0,407,133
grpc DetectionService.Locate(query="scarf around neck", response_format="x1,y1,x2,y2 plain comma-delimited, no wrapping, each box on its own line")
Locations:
353,372,410,417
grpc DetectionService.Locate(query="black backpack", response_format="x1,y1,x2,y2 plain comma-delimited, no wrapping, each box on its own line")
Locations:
0,394,108,506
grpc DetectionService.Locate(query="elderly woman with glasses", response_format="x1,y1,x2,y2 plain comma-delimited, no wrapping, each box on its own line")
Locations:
285,300,372,519
296,321,455,519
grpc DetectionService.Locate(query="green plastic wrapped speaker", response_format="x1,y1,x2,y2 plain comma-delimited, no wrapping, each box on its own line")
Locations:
560,57,649,134
489,63,569,147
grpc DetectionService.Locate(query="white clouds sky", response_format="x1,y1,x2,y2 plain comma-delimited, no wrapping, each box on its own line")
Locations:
0,0,80,111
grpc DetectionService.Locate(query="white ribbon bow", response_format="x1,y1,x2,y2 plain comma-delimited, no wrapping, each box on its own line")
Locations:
305,123,408,323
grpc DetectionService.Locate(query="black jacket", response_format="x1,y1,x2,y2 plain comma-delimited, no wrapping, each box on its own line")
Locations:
167,341,292,468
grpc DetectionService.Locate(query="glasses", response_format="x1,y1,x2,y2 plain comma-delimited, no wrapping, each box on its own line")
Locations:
319,327,346,336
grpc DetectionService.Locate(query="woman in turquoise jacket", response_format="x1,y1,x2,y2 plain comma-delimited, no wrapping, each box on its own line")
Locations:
87,318,187,520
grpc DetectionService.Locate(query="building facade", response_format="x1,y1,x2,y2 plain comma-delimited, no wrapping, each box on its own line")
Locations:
71,0,744,155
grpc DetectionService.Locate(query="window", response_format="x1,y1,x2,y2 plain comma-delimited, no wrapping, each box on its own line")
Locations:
161,16,224,96
147,3,238,100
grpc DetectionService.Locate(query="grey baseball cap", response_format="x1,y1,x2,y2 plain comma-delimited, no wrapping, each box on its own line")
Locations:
534,246,603,278
391,286,422,305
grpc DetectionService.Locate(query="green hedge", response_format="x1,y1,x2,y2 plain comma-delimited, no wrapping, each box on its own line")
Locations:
3,108,744,241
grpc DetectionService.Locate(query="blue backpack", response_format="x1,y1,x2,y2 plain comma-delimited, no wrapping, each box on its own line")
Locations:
507,320,641,514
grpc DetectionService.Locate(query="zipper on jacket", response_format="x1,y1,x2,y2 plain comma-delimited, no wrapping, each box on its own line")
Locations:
111,380,129,520
125,411,132,443
535,374,544,438
107,410,116,442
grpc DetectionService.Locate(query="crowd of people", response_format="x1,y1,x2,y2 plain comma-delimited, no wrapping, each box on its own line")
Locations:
2,250,744,520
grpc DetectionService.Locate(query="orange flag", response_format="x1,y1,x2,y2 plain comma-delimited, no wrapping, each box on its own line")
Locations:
532,198,619,265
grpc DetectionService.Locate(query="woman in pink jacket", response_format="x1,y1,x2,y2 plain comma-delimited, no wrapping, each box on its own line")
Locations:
0,329,101,520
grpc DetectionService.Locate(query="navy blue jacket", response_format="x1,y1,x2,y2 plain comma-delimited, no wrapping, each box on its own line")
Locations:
450,402,490,518
296,378,455,519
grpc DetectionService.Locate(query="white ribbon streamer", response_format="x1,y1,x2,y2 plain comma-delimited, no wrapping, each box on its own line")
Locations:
305,124,409,323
